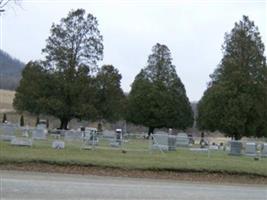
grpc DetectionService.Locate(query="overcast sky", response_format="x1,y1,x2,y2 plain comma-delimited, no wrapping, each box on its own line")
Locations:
1,0,266,101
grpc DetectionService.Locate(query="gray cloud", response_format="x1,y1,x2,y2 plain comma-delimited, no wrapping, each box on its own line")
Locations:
2,0,266,101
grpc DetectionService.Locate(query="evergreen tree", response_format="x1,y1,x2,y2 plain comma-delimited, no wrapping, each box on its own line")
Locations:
20,115,24,127
2,113,7,123
127,43,193,135
36,116,40,126
95,65,126,122
197,16,267,139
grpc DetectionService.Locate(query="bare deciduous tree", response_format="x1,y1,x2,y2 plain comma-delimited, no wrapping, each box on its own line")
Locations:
0,0,20,9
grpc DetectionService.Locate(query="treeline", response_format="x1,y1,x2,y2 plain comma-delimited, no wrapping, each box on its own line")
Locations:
13,9,267,139
0,49,24,90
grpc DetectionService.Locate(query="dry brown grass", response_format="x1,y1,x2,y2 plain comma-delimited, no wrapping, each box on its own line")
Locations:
0,89,15,113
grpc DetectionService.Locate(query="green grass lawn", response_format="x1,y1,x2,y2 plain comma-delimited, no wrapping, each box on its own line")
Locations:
0,137,267,176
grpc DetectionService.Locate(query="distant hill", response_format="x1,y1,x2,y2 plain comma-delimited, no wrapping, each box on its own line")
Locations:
0,50,25,90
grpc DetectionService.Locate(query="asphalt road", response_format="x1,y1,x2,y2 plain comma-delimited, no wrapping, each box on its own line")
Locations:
0,170,266,200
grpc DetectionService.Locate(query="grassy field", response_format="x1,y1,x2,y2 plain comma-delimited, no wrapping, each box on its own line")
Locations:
0,137,266,176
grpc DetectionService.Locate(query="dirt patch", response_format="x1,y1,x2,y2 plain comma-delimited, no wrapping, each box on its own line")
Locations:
0,163,266,185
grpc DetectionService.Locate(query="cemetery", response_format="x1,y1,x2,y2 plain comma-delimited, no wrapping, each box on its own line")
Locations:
0,123,267,177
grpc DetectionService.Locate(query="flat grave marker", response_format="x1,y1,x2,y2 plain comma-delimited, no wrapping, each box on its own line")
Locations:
52,140,65,149
11,137,32,147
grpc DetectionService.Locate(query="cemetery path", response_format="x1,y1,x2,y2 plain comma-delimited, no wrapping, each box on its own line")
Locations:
1,170,266,200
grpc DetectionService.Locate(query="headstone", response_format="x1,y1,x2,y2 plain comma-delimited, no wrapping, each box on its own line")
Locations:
168,135,176,151
190,148,209,152
152,134,169,151
20,127,30,137
11,137,32,147
36,123,47,129
115,129,122,144
0,124,17,141
52,140,65,149
83,128,99,146
1,124,15,135
0,135,16,141
229,141,242,156
244,142,257,156
209,145,219,150
261,143,267,157
176,133,189,147
32,128,47,140
110,129,123,147
81,128,100,150
200,132,208,148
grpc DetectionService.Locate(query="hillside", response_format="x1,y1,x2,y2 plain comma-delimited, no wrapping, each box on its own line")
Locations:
0,50,25,90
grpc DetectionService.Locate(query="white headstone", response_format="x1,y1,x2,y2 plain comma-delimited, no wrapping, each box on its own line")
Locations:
209,145,219,150
32,128,47,140
190,148,209,152
52,140,65,149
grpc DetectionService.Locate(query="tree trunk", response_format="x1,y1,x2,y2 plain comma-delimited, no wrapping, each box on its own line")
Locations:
148,127,155,137
233,133,241,141
97,120,103,132
59,118,69,130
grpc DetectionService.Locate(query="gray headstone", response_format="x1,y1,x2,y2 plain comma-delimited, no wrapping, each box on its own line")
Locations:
152,134,169,151
244,142,257,156
0,135,16,141
1,125,15,135
168,135,176,151
109,130,123,147
261,143,267,157
11,137,32,147
83,130,99,146
229,141,242,156
176,133,189,147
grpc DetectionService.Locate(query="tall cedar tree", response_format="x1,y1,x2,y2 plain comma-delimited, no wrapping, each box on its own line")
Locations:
197,16,267,140
2,113,7,123
13,9,103,129
127,43,193,135
95,65,126,122
20,115,24,127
